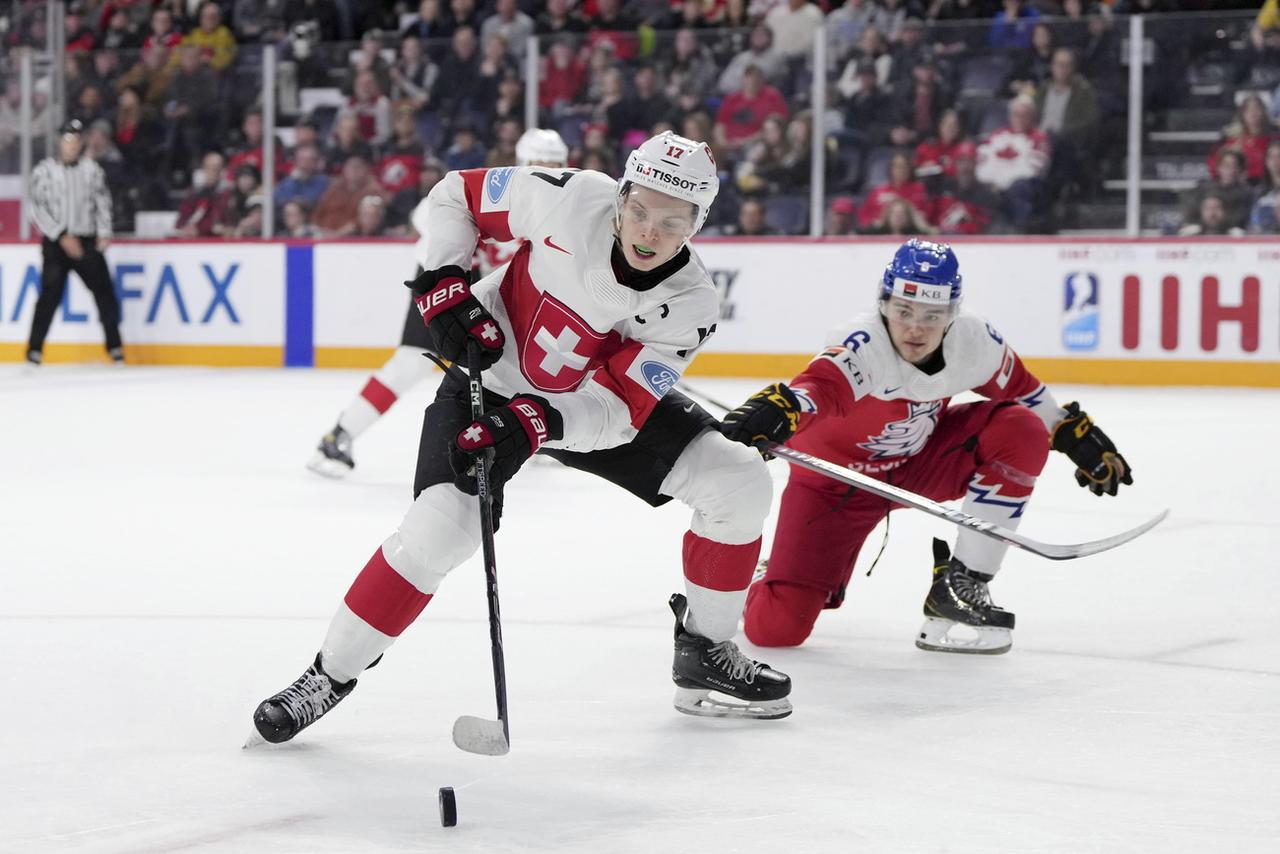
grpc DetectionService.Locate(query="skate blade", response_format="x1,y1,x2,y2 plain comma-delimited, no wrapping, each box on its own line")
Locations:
306,452,352,479
242,728,269,749
915,617,1011,655
673,687,792,720
452,715,510,755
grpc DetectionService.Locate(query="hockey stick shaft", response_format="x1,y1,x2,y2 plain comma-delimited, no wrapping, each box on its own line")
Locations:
676,382,1167,561
461,342,510,753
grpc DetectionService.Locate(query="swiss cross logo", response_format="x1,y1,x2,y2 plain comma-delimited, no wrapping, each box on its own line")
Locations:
520,292,608,393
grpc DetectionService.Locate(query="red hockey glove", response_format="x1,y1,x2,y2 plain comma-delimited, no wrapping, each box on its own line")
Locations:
719,382,802,458
450,394,564,493
1050,402,1133,497
408,265,504,369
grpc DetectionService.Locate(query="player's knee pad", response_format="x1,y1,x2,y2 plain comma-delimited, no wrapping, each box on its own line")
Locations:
743,580,828,648
375,345,433,395
665,431,773,545
981,404,1050,478
382,483,480,593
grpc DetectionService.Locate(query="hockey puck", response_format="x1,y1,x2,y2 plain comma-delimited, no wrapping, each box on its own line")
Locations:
438,786,457,827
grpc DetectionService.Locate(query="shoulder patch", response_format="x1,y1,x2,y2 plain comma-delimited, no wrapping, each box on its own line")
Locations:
638,360,679,398
485,167,517,205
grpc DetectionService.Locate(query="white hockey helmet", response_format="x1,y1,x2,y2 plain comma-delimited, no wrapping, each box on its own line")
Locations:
516,128,569,167
619,131,719,235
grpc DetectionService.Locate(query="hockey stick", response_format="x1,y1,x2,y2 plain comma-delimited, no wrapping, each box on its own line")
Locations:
451,341,511,756
676,382,1169,561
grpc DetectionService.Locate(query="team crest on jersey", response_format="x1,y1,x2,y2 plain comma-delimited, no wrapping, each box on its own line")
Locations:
520,292,608,393
859,401,943,460
485,167,517,205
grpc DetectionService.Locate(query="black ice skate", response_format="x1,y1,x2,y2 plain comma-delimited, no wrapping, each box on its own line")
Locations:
307,423,354,478
916,538,1015,655
108,347,125,366
670,593,792,720
246,653,356,746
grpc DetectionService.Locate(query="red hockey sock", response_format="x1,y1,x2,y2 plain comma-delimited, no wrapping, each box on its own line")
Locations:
360,376,398,414
343,547,433,637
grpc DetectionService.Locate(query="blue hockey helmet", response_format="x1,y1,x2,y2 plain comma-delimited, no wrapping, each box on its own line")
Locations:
879,239,963,309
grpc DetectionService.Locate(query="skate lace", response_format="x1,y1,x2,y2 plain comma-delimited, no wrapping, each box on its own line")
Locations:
277,669,336,727
708,641,764,684
952,571,994,610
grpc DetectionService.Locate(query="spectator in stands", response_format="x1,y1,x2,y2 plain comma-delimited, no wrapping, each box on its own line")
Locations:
389,35,439,112
175,150,227,237
377,106,427,194
352,194,390,237
719,24,785,95
227,111,284,182
835,26,892,98
537,0,588,36
858,150,932,232
100,7,139,51
290,121,322,159
72,84,110,128
488,70,526,127
388,156,446,228
116,45,177,111
1006,22,1055,97
481,0,535,63
185,1,237,72
987,0,1040,50
914,108,971,188
280,199,317,237
312,153,386,237
1209,94,1279,182
975,95,1050,232
401,0,446,43
932,143,999,234
608,65,671,147
928,0,1000,57
276,143,330,213
352,31,393,95
1248,141,1280,233
325,111,375,174
65,3,97,52
349,70,392,148
1182,149,1253,233
214,163,264,237
443,124,487,170
827,0,884,67
715,64,789,154
144,6,183,52
763,0,824,61
90,51,125,95
865,197,937,236
285,0,341,43
447,0,483,34
233,0,288,43
572,122,617,174
888,59,951,151
432,25,484,122
735,115,791,195
1055,0,1092,49
540,37,588,116
888,18,933,93
1179,194,1245,237
0,81,23,172
485,117,524,167
584,0,638,60
827,196,858,235
112,87,164,176
666,28,719,98
726,198,776,236
1036,46,1100,200
164,44,220,173
477,34,519,105
85,119,128,224
839,60,893,152
1251,0,1280,53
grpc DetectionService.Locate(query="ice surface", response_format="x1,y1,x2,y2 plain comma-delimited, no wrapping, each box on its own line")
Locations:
1,365,1276,853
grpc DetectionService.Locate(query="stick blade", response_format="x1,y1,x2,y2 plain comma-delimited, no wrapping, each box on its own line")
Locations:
452,715,509,756
1017,508,1170,560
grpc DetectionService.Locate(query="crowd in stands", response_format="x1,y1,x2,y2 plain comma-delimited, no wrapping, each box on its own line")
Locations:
1,0,1278,237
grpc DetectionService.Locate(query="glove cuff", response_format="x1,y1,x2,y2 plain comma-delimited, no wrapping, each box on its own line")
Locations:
510,394,564,449
406,264,471,297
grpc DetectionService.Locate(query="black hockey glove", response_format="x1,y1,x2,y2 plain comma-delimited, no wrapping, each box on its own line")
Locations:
409,265,504,369
720,382,802,458
1050,401,1133,497
450,394,564,493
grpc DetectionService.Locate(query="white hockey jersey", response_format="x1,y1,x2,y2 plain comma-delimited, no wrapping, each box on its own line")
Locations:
421,166,720,452
786,312,1065,475
411,197,522,275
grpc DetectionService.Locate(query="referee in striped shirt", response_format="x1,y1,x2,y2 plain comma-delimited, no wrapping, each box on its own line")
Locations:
26,119,123,367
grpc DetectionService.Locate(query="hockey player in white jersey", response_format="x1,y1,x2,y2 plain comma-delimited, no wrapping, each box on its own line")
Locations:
254,132,791,744
308,129,571,477
720,239,1134,654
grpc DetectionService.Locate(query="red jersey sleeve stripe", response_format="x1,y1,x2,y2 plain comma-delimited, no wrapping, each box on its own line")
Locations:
458,168,515,242
591,341,659,430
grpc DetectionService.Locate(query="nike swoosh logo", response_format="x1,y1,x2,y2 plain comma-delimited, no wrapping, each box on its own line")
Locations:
682,404,696,413
543,235,572,255
884,387,901,395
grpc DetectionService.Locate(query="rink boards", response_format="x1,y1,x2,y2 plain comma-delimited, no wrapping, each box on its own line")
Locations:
0,237,1277,386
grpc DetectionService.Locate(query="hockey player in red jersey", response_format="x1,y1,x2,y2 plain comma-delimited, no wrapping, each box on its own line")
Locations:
720,239,1133,655
252,132,791,744
308,129,571,477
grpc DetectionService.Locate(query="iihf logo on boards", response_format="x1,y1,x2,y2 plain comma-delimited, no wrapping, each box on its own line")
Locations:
1062,272,1099,351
